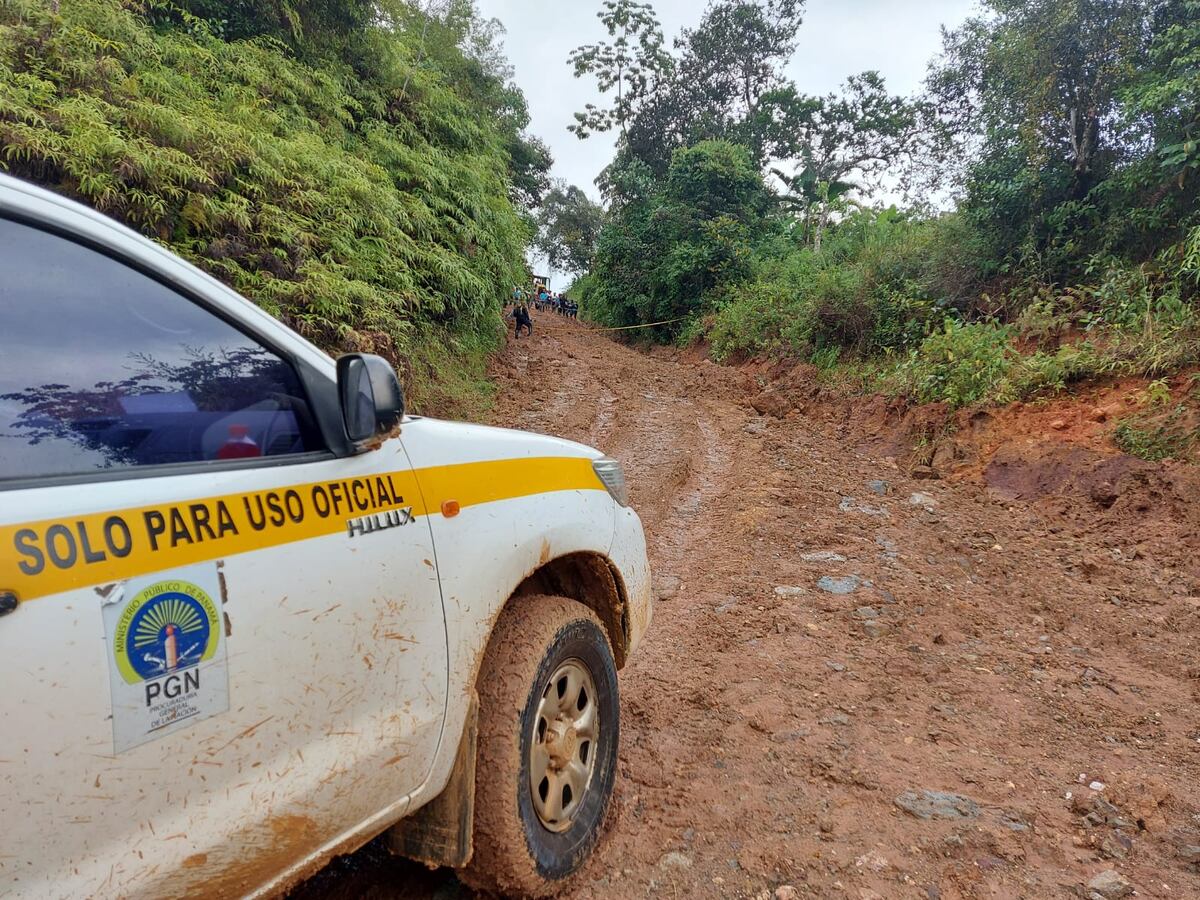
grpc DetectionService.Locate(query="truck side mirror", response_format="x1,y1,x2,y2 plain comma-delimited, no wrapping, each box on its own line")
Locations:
336,353,405,450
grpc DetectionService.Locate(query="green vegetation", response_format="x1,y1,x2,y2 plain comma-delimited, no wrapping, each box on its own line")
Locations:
533,180,605,277
584,141,769,331
0,0,550,413
5,0,1198,425
1111,377,1200,461
1114,407,1199,462
570,0,1200,415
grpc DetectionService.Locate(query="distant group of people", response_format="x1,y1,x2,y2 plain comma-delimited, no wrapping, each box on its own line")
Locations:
533,287,578,318
506,284,578,339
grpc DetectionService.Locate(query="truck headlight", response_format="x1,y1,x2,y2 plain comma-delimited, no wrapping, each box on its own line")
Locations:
592,457,629,506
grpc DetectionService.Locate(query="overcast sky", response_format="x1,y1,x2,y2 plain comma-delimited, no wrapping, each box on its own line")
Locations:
476,0,977,201
473,0,977,282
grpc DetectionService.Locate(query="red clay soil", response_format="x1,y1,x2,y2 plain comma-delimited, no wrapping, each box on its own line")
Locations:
295,315,1200,899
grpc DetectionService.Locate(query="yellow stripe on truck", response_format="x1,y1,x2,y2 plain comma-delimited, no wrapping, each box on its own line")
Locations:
1,456,603,603
410,456,602,510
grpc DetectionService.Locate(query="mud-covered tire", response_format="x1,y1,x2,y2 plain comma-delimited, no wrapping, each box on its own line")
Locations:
459,595,619,898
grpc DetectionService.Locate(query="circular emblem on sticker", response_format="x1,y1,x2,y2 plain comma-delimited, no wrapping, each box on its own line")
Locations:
113,580,220,685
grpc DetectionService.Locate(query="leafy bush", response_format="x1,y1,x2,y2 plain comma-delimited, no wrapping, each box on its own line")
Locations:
700,202,1199,412
705,277,795,361
703,209,950,361
584,141,769,338
1114,406,1199,461
1078,263,1163,331
890,319,1016,407
1012,293,1071,346
809,344,841,371
1000,342,1101,400
1141,378,1174,408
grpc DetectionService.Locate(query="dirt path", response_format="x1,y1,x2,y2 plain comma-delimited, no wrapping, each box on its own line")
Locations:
298,314,1200,899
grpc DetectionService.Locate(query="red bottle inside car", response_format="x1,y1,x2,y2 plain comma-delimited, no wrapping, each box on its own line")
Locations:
216,423,261,459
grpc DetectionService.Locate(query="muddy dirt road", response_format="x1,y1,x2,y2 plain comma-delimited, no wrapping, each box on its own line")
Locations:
298,316,1200,899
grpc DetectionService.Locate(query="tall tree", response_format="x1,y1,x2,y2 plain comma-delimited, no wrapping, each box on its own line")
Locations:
587,141,768,334
926,0,1169,275
765,73,929,249
931,0,1155,193
534,182,606,275
1124,0,1200,190
675,0,803,120
617,0,806,175
568,0,673,139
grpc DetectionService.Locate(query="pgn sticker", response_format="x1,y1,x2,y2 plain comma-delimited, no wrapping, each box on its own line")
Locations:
103,563,229,753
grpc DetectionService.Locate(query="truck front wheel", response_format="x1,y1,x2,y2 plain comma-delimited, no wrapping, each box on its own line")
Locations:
460,594,619,897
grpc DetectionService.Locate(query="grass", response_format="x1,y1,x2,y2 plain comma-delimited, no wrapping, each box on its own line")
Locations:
403,325,502,421
1113,410,1198,461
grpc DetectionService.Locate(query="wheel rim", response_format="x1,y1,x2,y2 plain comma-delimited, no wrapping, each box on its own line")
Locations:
528,658,599,832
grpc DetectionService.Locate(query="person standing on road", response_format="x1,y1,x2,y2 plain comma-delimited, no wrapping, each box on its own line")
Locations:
514,302,533,338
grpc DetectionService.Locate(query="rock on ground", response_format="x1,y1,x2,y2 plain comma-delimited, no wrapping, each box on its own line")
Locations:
894,790,981,821
1086,869,1133,899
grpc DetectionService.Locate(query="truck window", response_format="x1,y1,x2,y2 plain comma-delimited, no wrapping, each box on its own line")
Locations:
0,218,324,481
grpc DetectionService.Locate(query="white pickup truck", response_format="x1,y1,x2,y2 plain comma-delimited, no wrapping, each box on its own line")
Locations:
0,173,652,898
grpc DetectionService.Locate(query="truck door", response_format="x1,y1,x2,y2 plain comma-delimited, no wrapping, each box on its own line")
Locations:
0,216,447,898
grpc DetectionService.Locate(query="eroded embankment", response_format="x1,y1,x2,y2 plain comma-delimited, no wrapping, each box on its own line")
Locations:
746,358,1200,562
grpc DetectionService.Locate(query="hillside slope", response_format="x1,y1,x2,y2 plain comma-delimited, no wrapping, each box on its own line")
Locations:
0,0,538,411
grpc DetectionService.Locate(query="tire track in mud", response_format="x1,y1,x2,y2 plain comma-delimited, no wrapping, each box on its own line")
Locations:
297,314,1200,900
